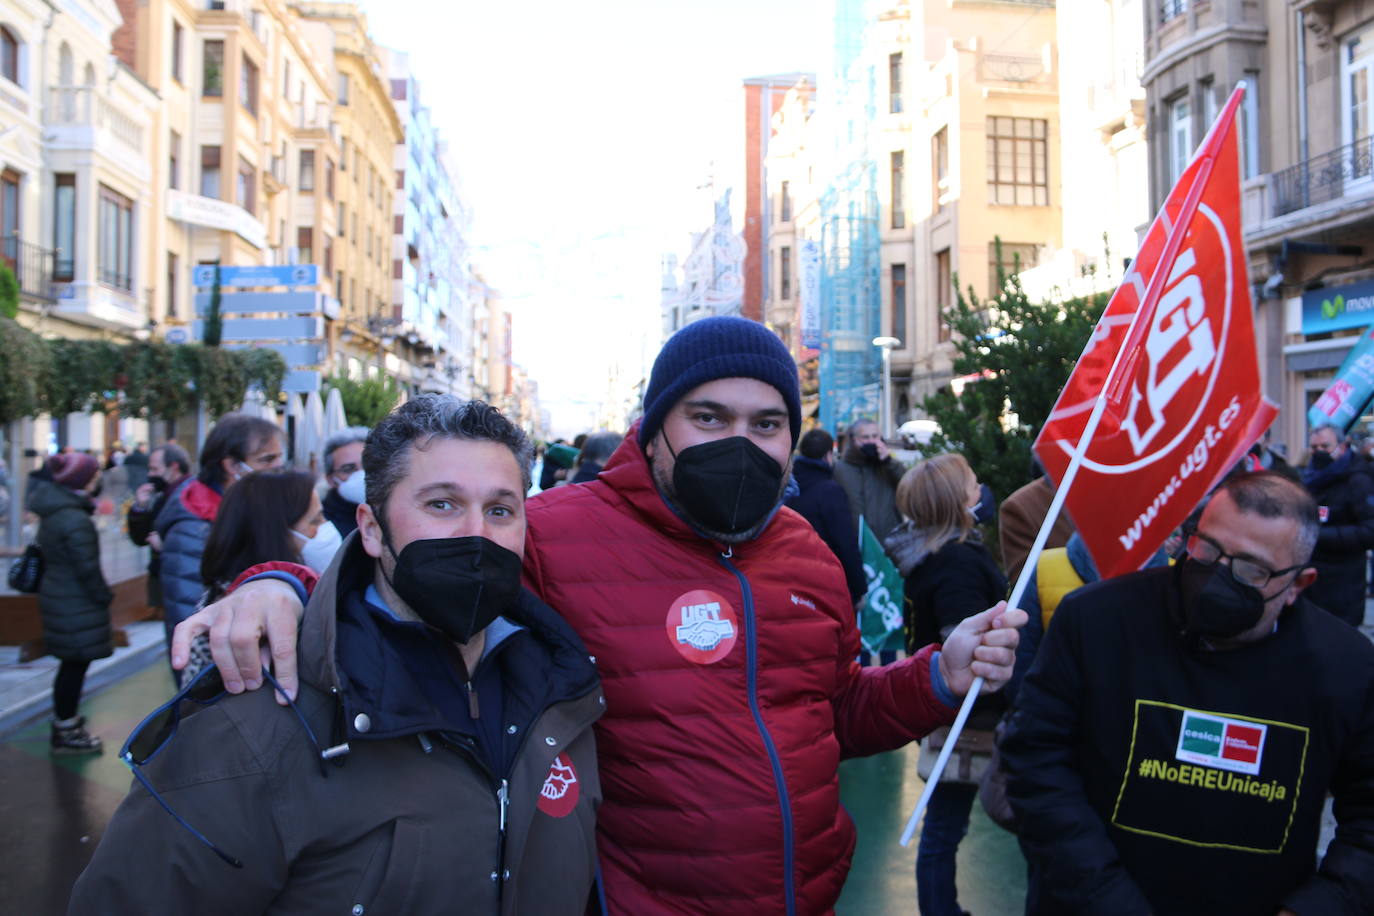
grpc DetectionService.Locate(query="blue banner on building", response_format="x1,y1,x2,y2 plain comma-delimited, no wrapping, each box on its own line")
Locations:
1301,278,1374,335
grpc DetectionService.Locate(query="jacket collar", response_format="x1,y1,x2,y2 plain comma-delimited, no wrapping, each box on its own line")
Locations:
299,532,599,740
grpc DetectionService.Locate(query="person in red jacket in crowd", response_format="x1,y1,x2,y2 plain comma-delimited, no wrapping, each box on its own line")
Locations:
172,316,1025,915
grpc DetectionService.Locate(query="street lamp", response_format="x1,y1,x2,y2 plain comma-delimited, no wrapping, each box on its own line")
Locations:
873,336,901,441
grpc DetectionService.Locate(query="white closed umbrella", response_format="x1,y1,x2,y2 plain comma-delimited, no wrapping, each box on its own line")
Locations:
298,390,326,476
323,386,349,440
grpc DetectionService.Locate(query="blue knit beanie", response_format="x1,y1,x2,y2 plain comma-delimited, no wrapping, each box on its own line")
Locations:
638,316,801,447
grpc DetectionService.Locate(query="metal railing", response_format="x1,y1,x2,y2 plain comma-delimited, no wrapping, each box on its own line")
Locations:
0,236,57,302
1271,136,1374,218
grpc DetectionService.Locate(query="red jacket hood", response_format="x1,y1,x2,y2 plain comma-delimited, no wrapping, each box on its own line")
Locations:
180,479,222,523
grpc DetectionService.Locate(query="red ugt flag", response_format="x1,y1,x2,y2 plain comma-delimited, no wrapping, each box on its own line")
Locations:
1033,85,1278,579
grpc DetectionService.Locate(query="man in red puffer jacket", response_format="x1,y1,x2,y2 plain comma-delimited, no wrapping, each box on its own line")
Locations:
172,316,1025,915
522,316,1023,914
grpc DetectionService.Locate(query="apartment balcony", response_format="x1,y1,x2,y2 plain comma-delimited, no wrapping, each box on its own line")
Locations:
0,237,57,303
1244,137,1374,247
46,87,144,153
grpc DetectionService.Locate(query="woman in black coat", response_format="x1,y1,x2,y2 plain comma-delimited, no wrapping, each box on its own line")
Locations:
884,452,1007,916
28,453,112,755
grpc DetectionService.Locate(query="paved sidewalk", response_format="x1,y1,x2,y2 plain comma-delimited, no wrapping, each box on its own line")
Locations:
0,621,167,737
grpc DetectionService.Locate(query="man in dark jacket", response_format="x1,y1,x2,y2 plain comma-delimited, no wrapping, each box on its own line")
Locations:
71,397,603,914
786,428,866,602
1301,423,1374,625
320,426,368,537
126,443,190,613
1003,472,1374,915
833,418,906,542
154,413,283,662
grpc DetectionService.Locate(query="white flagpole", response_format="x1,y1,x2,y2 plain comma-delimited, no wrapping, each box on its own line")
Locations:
897,391,1111,846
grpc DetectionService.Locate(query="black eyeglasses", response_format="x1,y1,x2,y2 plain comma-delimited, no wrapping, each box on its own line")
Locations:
1184,531,1305,589
120,666,323,868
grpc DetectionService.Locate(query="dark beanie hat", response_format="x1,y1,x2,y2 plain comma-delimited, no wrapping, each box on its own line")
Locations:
638,316,801,447
47,452,99,491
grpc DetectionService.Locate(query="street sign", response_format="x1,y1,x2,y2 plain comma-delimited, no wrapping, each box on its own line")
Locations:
192,264,319,289
194,291,323,315
282,369,322,392
191,316,323,341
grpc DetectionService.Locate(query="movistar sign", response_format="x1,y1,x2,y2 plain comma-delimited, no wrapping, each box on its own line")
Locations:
1302,278,1374,335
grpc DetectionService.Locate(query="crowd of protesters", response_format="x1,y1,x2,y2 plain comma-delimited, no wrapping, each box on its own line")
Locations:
30,315,1374,914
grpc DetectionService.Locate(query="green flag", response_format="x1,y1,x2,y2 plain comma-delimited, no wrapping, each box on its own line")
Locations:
858,518,905,653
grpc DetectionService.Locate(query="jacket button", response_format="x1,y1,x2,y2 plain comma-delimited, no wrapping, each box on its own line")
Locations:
506,724,517,734
544,736,556,746
489,870,499,882
353,713,371,733
588,655,596,663
352,906,364,916
502,869,511,881
598,696,605,706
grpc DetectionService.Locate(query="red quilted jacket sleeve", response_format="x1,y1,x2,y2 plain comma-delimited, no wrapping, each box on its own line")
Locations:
831,623,956,758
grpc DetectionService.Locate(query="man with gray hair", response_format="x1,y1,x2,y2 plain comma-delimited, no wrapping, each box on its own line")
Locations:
1002,471,1374,914
1301,422,1374,625
72,396,603,912
321,425,369,537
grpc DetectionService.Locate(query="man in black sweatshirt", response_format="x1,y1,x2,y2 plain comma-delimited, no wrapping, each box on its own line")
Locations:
1003,471,1374,915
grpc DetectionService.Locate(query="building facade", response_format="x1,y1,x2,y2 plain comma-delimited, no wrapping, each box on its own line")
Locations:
1141,0,1374,453
383,47,473,399
292,1,400,383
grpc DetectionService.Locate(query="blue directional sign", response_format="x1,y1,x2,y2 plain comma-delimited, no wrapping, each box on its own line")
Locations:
192,264,319,289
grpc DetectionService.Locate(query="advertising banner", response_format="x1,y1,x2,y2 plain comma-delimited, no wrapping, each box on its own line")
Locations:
1307,324,1374,432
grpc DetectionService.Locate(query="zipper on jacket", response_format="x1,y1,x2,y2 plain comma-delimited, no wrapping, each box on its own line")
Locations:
719,552,797,916
495,777,510,901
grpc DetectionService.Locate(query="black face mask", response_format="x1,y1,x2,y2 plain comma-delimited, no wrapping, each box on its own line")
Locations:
1176,558,1269,639
148,475,169,493
385,536,523,644
859,442,881,463
666,434,785,535
1309,450,1334,471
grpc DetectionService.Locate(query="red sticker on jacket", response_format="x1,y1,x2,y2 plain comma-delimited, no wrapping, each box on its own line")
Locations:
537,754,580,818
665,589,738,664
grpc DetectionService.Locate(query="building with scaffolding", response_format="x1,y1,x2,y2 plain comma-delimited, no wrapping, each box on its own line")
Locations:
814,0,883,434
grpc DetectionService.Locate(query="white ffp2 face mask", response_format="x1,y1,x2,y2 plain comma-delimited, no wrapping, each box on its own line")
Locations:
337,469,366,505
294,521,344,573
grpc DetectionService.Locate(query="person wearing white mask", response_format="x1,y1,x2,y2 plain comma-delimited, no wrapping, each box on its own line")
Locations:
153,414,284,680
320,427,369,538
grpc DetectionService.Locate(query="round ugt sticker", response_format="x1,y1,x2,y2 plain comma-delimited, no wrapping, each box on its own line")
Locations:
537,754,580,818
665,589,738,664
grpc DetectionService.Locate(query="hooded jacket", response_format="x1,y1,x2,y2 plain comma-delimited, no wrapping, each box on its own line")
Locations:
522,429,957,915
1301,451,1374,623
28,479,112,662
832,443,906,542
153,478,221,627
70,534,605,915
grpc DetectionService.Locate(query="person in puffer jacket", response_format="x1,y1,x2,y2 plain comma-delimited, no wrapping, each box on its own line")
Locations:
155,413,283,676
169,316,1026,915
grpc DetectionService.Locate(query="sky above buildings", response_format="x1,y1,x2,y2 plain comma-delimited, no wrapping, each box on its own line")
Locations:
363,0,824,436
